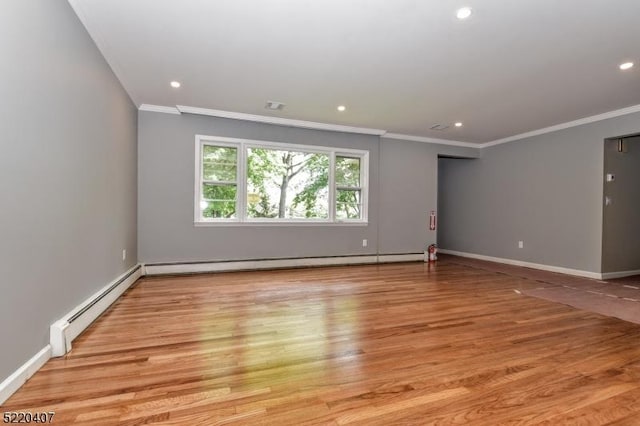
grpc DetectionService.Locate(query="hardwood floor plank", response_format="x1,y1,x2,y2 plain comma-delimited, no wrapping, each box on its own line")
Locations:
3,260,640,424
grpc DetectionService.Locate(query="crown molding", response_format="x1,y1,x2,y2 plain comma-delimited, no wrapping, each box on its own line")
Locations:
383,133,480,148
482,103,640,148
137,102,640,149
176,105,387,136
139,104,181,114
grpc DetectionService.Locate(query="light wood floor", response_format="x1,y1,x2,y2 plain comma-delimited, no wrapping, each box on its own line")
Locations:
4,260,640,425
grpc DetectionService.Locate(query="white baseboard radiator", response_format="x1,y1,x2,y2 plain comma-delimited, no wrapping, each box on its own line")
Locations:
143,253,424,275
50,264,143,357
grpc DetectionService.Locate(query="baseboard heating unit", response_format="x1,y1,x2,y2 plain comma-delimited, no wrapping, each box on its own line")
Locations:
50,264,143,357
143,253,424,275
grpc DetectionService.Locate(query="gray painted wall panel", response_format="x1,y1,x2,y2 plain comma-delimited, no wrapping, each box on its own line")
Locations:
602,136,640,273
138,112,380,262
378,140,478,254
379,139,437,254
138,113,480,263
438,111,640,274
0,1,137,381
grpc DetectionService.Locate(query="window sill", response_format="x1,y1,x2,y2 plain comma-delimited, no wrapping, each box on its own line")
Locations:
194,221,369,227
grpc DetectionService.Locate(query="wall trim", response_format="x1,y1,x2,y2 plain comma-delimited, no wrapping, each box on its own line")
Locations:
50,264,143,357
383,133,479,148
145,256,378,275
137,102,640,149
378,253,425,263
439,249,602,279
0,345,51,405
601,269,640,280
144,254,425,275
177,105,387,136
482,103,640,148
139,104,181,115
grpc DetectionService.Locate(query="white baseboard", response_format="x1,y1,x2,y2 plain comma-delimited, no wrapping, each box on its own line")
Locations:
50,264,143,357
145,256,378,275
601,269,640,280
0,346,51,405
144,254,425,275
378,253,425,263
439,249,602,279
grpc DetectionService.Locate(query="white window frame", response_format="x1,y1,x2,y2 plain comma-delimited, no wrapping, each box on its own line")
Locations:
196,138,242,222
194,134,369,225
335,154,366,221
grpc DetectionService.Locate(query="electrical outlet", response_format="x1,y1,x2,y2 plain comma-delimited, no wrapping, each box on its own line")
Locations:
122,249,127,261
518,241,524,249
362,239,368,247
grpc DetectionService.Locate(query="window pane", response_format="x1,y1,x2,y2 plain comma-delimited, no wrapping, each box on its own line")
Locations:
202,183,236,218
246,148,329,219
202,145,237,182
336,156,361,187
336,189,361,220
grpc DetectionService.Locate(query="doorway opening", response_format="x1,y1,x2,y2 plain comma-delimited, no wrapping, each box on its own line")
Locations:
602,133,640,276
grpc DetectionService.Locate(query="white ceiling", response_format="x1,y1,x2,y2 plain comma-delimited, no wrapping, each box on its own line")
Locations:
69,0,640,144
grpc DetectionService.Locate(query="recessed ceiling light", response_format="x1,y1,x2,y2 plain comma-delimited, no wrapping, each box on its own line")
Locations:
456,7,472,20
337,105,346,112
619,62,634,70
454,122,463,127
170,81,181,88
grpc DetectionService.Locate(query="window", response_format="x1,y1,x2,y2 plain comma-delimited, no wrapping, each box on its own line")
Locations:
200,144,238,219
335,156,363,220
246,147,330,220
195,135,368,224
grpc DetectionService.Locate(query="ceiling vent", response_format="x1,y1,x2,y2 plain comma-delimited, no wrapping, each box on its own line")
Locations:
265,101,285,111
430,124,450,131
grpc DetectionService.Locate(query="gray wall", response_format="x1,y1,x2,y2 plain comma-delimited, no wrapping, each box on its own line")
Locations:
602,135,640,273
138,112,479,263
438,111,640,274
379,138,478,254
138,112,380,262
0,1,137,382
